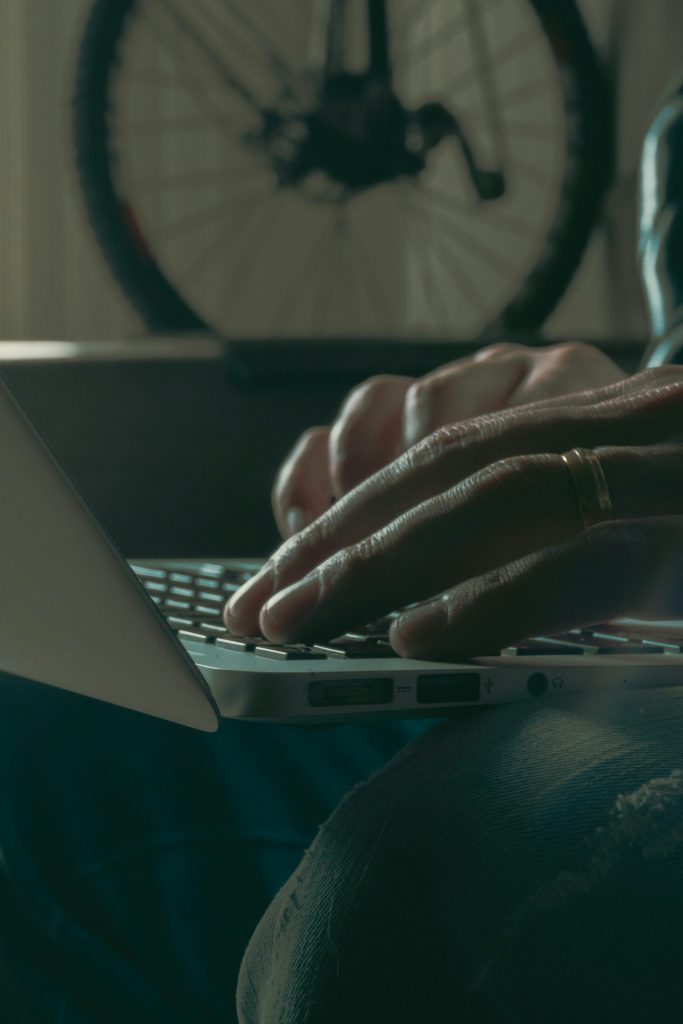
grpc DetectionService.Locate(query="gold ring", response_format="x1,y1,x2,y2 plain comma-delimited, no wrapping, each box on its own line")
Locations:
560,448,614,530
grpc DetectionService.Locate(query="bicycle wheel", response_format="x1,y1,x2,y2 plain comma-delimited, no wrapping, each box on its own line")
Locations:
73,0,612,339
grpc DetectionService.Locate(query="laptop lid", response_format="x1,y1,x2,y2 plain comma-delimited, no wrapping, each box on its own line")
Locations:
0,374,219,731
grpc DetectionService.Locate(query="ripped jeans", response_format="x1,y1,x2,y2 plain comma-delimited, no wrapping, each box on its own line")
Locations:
2,673,683,1023
238,685,683,1024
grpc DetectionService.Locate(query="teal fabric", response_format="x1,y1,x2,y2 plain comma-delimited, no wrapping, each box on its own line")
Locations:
0,673,436,1022
238,689,683,1024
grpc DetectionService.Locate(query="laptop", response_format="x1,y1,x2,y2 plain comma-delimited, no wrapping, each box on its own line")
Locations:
1,372,682,732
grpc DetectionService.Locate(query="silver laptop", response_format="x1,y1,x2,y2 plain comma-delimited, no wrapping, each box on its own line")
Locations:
1,373,682,732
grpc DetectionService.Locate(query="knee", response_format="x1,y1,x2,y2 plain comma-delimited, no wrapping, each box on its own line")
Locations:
237,762,441,1024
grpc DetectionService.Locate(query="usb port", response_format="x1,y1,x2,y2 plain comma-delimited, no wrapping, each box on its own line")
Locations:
308,678,393,708
416,673,480,704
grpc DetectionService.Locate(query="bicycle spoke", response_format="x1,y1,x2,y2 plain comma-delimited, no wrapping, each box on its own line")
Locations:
138,3,257,132
342,213,398,332
394,0,507,73
220,196,292,327
181,199,258,284
495,74,556,111
248,0,307,60
149,0,262,113
270,217,340,334
152,187,267,241
191,0,298,95
408,194,488,313
465,113,556,140
123,67,224,91
332,209,366,332
398,0,435,37
511,159,554,186
437,26,534,102
130,164,272,193
421,183,538,235
412,189,519,278
310,216,342,336
119,114,247,136
394,183,453,328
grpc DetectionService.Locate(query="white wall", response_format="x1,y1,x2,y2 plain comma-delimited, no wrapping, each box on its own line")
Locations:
0,0,140,340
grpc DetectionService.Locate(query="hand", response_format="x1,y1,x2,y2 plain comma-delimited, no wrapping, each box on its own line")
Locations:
227,367,683,659
272,341,626,538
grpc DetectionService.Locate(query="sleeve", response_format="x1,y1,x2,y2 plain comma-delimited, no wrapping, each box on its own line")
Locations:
639,73,683,367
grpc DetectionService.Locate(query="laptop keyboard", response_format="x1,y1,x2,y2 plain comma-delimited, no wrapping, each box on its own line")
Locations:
131,563,683,659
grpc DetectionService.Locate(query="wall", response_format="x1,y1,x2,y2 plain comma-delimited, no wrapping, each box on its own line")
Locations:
1,0,680,345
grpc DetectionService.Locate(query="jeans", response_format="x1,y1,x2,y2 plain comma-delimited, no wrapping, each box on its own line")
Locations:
0,673,433,1023
3,673,683,1023
238,685,683,1024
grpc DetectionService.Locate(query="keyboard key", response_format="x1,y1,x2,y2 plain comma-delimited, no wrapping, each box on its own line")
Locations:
582,632,654,654
596,644,658,655
215,636,263,652
196,577,221,590
197,591,224,604
163,599,193,611
340,631,390,642
255,645,326,660
169,572,194,584
131,565,167,580
642,639,683,653
178,630,210,644
198,623,229,636
503,637,598,655
587,631,634,643
192,604,224,619
169,586,196,599
197,563,225,577
311,642,398,659
143,580,168,594
166,616,194,629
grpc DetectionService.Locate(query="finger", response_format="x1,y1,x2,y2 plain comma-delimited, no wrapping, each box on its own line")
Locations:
227,368,682,634
509,341,627,407
256,444,683,644
402,348,530,447
271,427,333,539
328,375,413,496
390,516,683,661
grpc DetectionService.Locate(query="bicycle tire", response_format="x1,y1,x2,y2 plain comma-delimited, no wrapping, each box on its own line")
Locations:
72,0,612,338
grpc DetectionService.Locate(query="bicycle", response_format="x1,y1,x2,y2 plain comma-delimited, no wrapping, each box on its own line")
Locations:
73,0,612,341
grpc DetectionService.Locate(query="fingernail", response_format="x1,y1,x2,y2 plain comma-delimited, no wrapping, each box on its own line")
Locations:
394,602,444,650
286,507,310,536
225,564,274,630
260,574,320,640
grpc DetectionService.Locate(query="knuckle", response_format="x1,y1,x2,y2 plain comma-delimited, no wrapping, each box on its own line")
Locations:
484,452,548,484
473,341,521,360
461,453,552,510
580,521,653,590
298,425,328,450
588,520,650,556
321,541,372,591
346,374,401,406
415,423,464,459
405,375,443,410
551,340,593,361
